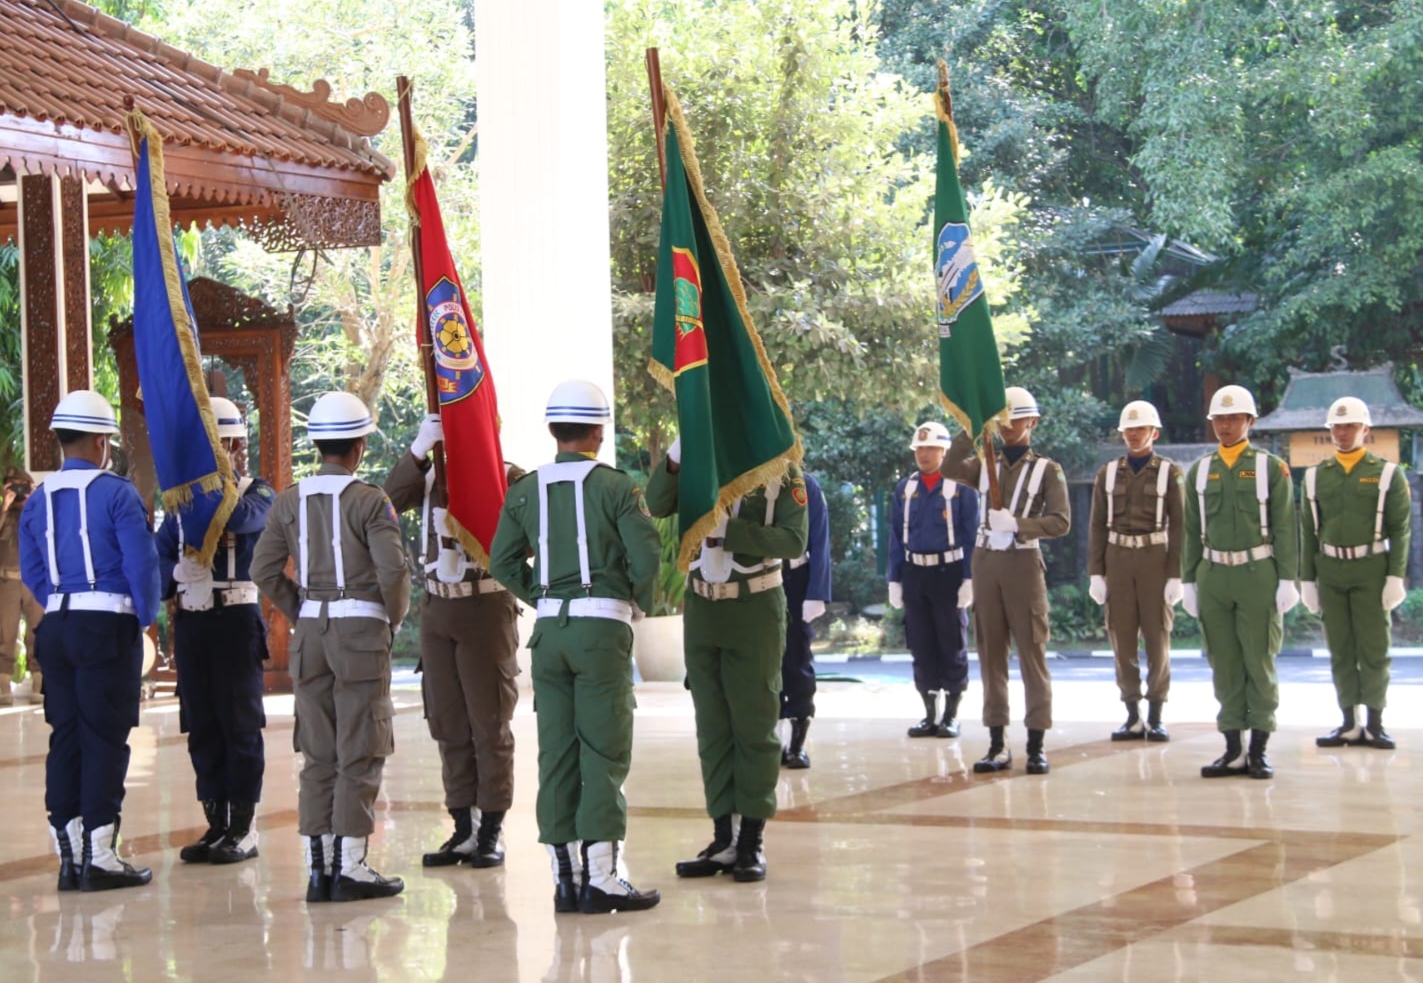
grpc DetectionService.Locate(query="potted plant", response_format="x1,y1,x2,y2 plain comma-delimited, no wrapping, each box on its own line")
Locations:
633,514,687,681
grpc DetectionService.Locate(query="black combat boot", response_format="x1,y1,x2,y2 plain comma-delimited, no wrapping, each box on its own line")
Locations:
179,799,228,863
579,840,660,913
938,691,962,739
306,834,333,903
675,814,737,877
1145,701,1169,742
467,809,506,867
52,817,82,892
1316,706,1362,747
330,835,404,902
547,842,581,913
1201,730,1248,778
907,691,939,737
784,718,812,769
1111,702,1145,741
973,726,1012,773
80,818,152,892
209,802,258,864
423,807,477,866
1247,729,1273,779
732,817,767,883
1363,707,1395,750
1026,729,1049,775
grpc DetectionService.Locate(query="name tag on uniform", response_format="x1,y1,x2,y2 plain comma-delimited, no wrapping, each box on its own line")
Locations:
1361,476,1381,484
1208,472,1221,481
1238,470,1256,478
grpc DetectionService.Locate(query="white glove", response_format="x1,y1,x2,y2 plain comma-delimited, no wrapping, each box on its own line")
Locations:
957,579,973,609
887,582,903,610
987,509,1019,534
1383,575,1407,612
1275,580,1300,614
1163,578,1183,608
987,531,1016,551
436,547,466,584
802,599,826,623
1182,583,1199,618
172,556,210,585
1300,581,1320,615
411,413,443,458
1088,575,1107,606
667,437,682,465
431,506,454,538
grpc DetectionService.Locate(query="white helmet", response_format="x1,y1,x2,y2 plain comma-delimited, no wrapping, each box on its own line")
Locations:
210,397,246,439
306,391,375,441
1004,386,1040,420
1118,400,1163,430
50,390,118,434
545,380,611,424
1207,385,1258,419
909,421,952,450
1325,396,1371,427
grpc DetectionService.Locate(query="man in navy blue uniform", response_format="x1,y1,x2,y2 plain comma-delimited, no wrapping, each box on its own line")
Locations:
779,471,831,769
19,390,160,892
887,422,978,738
157,397,272,866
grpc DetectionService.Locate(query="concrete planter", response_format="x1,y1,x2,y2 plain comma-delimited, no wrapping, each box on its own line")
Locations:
633,615,685,682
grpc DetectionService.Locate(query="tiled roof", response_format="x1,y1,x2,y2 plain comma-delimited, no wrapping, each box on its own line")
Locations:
1253,364,1423,431
1159,291,1258,319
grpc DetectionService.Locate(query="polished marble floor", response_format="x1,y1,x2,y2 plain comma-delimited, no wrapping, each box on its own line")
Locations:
2,669,1421,982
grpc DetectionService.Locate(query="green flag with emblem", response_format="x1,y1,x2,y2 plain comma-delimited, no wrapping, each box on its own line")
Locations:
934,62,1007,438
649,86,802,571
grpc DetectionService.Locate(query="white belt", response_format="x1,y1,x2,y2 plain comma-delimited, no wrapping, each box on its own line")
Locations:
298,598,390,622
907,549,965,567
45,591,136,616
535,597,634,624
788,556,808,570
1107,531,1169,549
1321,540,1389,560
975,532,1039,551
178,583,260,611
1204,545,1274,567
425,578,508,599
689,569,784,601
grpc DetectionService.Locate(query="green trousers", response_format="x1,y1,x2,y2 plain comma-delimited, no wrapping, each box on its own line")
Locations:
1196,558,1281,732
1318,554,1391,710
529,614,636,844
684,587,786,821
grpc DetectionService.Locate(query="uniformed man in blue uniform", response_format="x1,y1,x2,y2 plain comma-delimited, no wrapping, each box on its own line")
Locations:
19,390,161,892
779,470,831,769
157,397,272,865
888,422,979,738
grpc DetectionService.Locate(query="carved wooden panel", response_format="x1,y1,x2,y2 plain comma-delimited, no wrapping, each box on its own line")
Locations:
20,174,61,472
59,176,91,392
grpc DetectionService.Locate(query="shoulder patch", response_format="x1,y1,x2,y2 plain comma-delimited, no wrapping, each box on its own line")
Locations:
1279,461,1291,477
791,486,808,506
257,484,275,499
382,497,399,525
635,488,651,517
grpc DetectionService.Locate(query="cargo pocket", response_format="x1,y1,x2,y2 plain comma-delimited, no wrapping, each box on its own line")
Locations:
497,655,521,723
292,711,303,753
369,696,396,757
1031,595,1052,648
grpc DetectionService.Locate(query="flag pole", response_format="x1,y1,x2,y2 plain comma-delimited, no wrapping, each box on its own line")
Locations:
646,48,667,190
397,75,448,501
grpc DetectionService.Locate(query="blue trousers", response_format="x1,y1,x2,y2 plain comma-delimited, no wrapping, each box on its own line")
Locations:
902,562,969,695
779,562,816,719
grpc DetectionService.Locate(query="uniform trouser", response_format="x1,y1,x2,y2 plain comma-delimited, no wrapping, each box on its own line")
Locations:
528,614,636,844
902,562,969,695
33,609,142,828
779,563,816,719
420,591,521,811
0,577,43,676
174,604,267,804
1318,553,1391,710
972,549,1052,730
291,614,395,837
1195,558,1281,733
1104,544,1173,703
685,587,785,821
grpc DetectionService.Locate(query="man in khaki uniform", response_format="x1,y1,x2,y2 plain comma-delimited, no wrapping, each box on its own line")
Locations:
385,414,521,868
1,466,44,705
941,386,1070,775
1087,400,1185,742
252,392,410,903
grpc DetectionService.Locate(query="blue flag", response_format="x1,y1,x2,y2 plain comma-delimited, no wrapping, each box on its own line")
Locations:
128,112,236,565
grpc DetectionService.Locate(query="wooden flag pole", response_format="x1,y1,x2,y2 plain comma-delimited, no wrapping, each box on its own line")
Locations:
397,75,448,501
646,48,667,189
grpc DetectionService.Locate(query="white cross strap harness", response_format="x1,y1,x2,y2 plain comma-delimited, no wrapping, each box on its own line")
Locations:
976,456,1050,550
417,464,505,596
901,474,964,566
689,480,784,595
1104,457,1172,549
295,474,389,622
1195,450,1274,566
532,460,633,624
1304,460,1396,559
40,469,137,616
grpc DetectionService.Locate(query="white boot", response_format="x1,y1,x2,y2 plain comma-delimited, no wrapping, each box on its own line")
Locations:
579,840,660,914
330,835,404,902
547,840,583,913
304,834,335,903
80,820,152,891
49,816,83,891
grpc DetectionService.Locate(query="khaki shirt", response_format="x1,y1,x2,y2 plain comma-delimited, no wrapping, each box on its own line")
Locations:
1300,451,1412,581
940,430,1071,545
251,462,411,625
1087,454,1185,576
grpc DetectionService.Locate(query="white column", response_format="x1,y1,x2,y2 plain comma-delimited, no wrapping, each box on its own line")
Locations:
475,0,615,470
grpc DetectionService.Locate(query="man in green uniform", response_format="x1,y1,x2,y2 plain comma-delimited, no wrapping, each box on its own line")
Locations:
385,414,521,868
941,386,1071,776
647,441,808,883
1087,400,1185,742
489,379,662,915
1300,396,1412,749
251,391,410,902
1182,384,1298,780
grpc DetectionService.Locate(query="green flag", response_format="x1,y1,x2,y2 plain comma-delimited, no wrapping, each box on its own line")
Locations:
935,64,1007,438
650,86,802,571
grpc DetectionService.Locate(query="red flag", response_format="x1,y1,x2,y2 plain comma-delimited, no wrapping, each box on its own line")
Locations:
409,143,506,565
